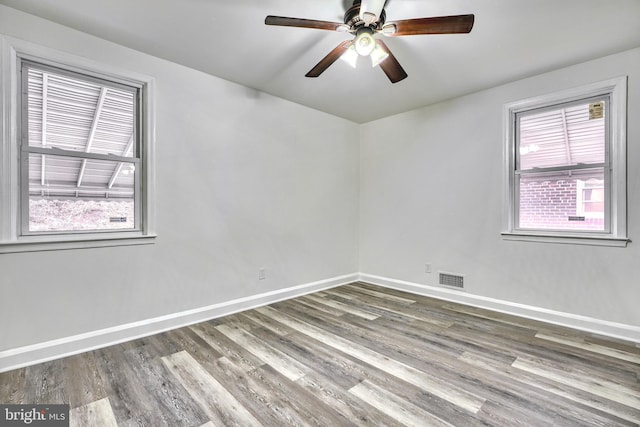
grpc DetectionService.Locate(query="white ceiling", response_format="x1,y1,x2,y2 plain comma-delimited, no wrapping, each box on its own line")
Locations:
2,0,639,123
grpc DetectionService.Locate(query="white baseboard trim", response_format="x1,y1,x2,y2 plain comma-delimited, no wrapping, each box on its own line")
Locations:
0,273,359,373
358,273,640,344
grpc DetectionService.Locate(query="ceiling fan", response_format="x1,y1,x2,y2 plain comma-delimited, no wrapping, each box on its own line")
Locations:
265,0,474,83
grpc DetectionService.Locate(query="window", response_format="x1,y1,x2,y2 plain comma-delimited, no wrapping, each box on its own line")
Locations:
1,37,155,252
22,61,139,233
503,78,628,246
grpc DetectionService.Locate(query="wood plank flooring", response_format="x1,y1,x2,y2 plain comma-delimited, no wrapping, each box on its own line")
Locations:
1,282,639,426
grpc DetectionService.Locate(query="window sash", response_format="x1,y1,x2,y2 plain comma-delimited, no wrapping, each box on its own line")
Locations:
511,95,611,235
24,146,140,163
514,162,607,176
513,168,610,234
514,95,610,172
18,60,142,236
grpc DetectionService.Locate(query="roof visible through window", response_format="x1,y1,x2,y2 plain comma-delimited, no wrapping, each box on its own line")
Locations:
26,66,137,200
517,99,606,171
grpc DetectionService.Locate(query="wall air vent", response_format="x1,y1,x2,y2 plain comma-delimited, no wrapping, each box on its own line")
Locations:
439,272,464,289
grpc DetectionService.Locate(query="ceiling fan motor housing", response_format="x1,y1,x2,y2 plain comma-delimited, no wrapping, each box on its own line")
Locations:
344,1,386,31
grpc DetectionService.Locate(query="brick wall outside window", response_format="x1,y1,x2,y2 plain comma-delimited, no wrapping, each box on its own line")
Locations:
518,173,604,231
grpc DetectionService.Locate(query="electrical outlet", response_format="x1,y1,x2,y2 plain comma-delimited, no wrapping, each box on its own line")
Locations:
425,263,432,274
258,268,266,280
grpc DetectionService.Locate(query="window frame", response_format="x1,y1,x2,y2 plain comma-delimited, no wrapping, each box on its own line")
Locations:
0,36,156,253
502,77,628,247
514,94,611,234
19,59,143,236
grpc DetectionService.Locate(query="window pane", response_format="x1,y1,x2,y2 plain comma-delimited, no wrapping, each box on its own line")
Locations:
518,168,606,232
517,100,605,170
26,66,135,157
28,153,135,232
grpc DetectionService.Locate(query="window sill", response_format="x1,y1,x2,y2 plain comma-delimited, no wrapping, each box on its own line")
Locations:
0,233,157,254
501,232,629,247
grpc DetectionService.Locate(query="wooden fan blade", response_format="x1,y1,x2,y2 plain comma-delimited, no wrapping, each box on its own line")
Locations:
376,40,407,83
265,15,346,31
306,41,352,78
383,14,474,36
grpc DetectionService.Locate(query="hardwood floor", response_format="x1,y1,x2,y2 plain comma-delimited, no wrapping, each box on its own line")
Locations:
1,282,639,426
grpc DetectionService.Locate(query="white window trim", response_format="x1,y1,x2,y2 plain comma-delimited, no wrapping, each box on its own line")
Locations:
0,35,156,253
502,77,628,247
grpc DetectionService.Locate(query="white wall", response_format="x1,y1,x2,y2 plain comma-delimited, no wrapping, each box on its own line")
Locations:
0,5,359,353
360,47,640,328
1,5,639,366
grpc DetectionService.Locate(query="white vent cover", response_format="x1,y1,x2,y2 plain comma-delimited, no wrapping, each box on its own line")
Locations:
439,272,464,288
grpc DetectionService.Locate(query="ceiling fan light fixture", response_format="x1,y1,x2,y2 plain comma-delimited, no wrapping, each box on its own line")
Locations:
370,42,389,67
354,29,375,56
340,44,359,68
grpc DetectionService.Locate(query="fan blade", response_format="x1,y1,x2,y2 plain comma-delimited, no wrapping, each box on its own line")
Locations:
359,0,386,24
376,40,407,83
382,14,474,36
306,41,352,78
265,15,347,31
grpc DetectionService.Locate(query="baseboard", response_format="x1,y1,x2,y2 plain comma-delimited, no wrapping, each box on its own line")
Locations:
358,273,640,344
4,271,636,373
0,273,358,373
